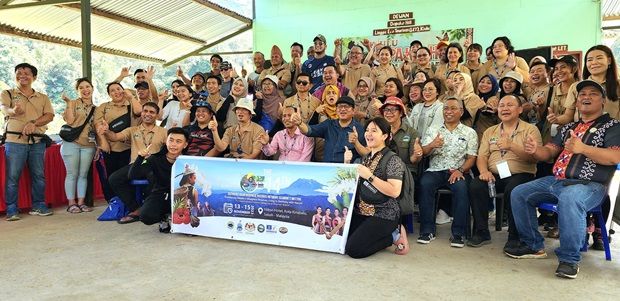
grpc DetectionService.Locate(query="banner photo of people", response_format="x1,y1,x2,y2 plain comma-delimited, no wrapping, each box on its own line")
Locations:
338,27,474,73
170,156,359,254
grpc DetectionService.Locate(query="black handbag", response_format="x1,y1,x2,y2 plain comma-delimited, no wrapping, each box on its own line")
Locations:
108,105,132,133
59,106,95,142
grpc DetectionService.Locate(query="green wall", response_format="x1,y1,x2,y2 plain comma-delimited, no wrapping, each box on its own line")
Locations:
254,0,601,56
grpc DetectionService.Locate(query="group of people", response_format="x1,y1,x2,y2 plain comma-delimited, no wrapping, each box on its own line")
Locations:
2,33,619,279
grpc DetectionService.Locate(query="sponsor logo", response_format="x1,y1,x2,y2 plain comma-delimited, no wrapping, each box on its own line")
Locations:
223,203,233,214
266,225,277,233
237,221,243,232
278,227,288,234
240,173,265,193
245,223,256,233
257,224,265,233
227,221,234,229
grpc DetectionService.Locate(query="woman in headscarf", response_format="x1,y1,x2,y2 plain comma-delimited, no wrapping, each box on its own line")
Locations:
255,75,284,134
215,77,249,130
309,84,340,161
474,74,500,138
452,72,485,127
352,77,376,124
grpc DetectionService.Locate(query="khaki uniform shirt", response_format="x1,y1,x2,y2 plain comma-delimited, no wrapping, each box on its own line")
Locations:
117,124,167,163
371,64,404,97
94,100,132,152
481,56,529,84
283,93,321,123
342,64,371,92
259,65,292,98
479,119,541,175
1,88,53,144
63,99,96,147
222,122,264,157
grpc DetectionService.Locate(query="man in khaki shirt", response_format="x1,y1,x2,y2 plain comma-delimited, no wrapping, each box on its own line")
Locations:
97,102,167,224
282,73,320,124
337,44,371,92
468,95,541,249
0,63,54,220
211,97,263,159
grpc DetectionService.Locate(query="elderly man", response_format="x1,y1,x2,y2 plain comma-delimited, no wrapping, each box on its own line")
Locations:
506,80,620,279
293,96,365,163
258,106,314,162
468,94,542,249
248,52,265,94
210,98,263,159
303,34,336,93
1,63,54,220
417,98,478,247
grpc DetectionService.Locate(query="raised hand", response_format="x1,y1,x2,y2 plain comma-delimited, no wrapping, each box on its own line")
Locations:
315,104,325,115
546,107,558,124
496,132,513,151
335,55,342,65
413,137,423,157
208,116,218,132
357,163,372,179
506,53,516,69
120,66,131,78
176,66,183,77
12,102,24,116
348,126,358,144
524,134,537,154
344,146,352,163
565,130,586,154
138,144,152,158
145,66,155,81
96,120,109,135
61,92,71,103
430,133,444,149
291,111,302,125
158,89,170,102
372,98,382,111
334,38,342,47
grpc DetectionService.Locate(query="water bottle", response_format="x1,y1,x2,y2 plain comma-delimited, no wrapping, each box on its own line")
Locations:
488,181,496,198
606,164,620,231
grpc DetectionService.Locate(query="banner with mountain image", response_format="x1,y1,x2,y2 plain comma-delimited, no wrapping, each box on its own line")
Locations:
170,156,359,254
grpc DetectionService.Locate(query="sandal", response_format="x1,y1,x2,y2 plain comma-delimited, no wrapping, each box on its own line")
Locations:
118,214,140,224
394,225,410,255
66,204,82,214
79,204,94,212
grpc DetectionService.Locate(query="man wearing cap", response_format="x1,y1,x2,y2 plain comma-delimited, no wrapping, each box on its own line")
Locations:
259,45,292,98
135,82,152,106
183,101,219,157
248,52,265,94
219,61,237,98
258,106,314,162
507,80,620,279
176,67,209,99
283,72,320,124
97,102,168,224
114,66,158,101
303,34,336,94
416,97,478,247
1,63,55,220
293,96,365,163
210,97,263,159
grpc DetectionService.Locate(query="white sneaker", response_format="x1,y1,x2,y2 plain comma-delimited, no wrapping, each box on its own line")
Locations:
435,209,452,225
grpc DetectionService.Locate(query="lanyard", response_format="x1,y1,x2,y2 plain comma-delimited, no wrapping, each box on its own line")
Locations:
499,122,519,158
493,59,508,78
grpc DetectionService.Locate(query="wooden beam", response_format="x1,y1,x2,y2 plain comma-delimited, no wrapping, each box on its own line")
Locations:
197,50,253,56
0,0,16,6
193,0,253,24
62,3,206,45
0,0,78,10
163,24,252,67
0,23,165,64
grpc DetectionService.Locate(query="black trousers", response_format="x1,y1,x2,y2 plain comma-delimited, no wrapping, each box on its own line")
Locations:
469,173,534,241
345,213,398,259
109,164,153,212
99,150,130,202
140,190,170,225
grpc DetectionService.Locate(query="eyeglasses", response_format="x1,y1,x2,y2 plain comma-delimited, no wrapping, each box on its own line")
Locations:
296,80,309,86
336,104,352,110
357,85,369,89
350,51,363,55
382,107,401,113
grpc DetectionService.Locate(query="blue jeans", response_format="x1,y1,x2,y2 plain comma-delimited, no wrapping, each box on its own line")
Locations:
419,170,469,236
60,142,95,200
4,142,47,215
511,176,606,264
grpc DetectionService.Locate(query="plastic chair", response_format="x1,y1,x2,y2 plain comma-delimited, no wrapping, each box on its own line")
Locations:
131,179,149,206
538,202,611,261
493,193,505,231
435,188,472,238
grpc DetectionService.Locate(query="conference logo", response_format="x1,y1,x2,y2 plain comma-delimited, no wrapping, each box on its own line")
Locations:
240,173,265,192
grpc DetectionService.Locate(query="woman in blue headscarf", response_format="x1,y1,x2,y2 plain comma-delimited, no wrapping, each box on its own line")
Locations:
473,74,500,139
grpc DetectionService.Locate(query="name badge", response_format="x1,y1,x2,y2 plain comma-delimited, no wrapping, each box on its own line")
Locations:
496,160,511,179
550,124,559,137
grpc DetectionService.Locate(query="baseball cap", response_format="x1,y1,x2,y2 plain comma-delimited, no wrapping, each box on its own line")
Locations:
576,79,606,98
134,82,149,90
335,96,355,107
313,34,326,44
549,55,578,68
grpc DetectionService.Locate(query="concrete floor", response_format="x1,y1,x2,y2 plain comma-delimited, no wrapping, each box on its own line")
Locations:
1,201,619,301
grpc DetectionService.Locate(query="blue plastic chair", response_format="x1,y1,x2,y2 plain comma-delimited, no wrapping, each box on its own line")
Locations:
131,179,149,206
538,202,611,261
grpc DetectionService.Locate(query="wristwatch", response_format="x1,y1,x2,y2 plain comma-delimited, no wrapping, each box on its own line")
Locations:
368,175,375,183
457,167,464,173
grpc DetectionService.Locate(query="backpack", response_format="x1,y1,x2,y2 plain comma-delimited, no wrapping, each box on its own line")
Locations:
379,151,415,216
97,197,128,221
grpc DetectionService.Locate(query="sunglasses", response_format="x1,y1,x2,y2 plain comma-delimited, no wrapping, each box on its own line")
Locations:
296,80,309,86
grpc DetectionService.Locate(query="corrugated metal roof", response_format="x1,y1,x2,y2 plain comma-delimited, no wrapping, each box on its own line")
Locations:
604,0,620,19
0,0,252,64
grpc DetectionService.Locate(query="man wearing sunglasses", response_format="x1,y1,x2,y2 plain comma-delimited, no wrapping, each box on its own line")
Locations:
283,73,320,124
302,34,336,94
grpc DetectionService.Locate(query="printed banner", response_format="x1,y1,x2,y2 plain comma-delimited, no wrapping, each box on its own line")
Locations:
170,156,359,254
339,27,474,67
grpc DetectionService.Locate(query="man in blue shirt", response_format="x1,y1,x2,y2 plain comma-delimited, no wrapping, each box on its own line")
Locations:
302,34,335,94
293,96,365,163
